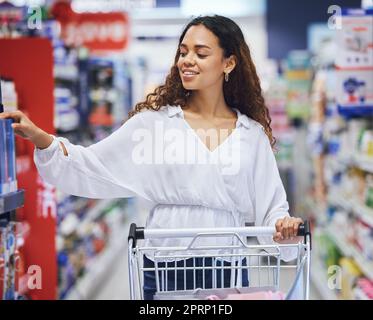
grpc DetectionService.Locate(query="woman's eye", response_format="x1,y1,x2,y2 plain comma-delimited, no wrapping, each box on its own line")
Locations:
197,54,207,59
180,52,187,57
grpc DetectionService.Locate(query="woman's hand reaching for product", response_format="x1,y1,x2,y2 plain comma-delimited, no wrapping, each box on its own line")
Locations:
273,216,304,243
0,110,53,149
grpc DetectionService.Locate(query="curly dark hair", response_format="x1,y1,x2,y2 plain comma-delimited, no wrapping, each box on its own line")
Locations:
128,15,275,148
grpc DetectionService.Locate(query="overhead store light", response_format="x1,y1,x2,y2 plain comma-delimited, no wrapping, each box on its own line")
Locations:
181,0,265,17
361,0,373,9
71,0,129,13
4,0,45,6
131,0,265,21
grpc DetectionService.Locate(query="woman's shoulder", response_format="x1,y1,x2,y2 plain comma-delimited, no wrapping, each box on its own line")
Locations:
129,105,173,121
244,117,265,134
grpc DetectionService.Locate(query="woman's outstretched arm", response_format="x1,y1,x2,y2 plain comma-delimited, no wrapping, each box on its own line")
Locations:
0,110,148,200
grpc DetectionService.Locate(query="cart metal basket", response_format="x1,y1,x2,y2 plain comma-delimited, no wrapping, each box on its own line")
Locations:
128,222,311,300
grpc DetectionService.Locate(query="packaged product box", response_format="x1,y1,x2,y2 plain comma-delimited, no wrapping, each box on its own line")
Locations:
335,9,373,111
0,79,18,112
0,220,7,299
335,69,373,108
5,119,17,193
0,119,17,195
335,9,373,69
4,222,17,300
354,218,373,261
365,174,373,208
0,119,7,195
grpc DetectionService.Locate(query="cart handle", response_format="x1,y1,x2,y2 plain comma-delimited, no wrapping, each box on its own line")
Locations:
128,221,311,249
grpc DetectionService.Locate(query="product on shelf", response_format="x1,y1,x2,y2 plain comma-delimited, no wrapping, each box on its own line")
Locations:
0,220,19,300
325,236,343,268
335,9,373,116
0,119,17,195
340,257,362,300
335,9,373,69
355,278,373,299
0,78,18,112
336,69,373,108
354,218,373,261
0,2,25,38
284,50,313,120
56,196,135,299
53,45,81,133
87,59,116,139
366,174,373,208
0,219,6,299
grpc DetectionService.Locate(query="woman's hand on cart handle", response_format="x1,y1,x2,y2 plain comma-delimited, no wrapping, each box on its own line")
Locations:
0,110,58,151
273,217,304,243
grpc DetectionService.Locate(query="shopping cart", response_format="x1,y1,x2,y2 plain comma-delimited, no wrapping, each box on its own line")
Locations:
128,221,311,300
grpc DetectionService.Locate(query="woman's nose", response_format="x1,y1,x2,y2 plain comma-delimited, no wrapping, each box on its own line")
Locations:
183,53,195,66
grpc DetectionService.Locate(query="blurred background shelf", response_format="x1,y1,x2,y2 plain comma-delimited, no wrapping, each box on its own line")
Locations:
65,222,130,300
311,254,339,300
327,226,373,281
328,192,373,228
0,189,24,216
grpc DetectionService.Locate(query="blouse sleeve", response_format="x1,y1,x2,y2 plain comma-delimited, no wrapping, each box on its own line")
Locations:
33,113,150,200
253,128,297,262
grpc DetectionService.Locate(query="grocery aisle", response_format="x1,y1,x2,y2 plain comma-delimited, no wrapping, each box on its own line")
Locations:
1,0,372,302
92,242,129,300
92,198,152,300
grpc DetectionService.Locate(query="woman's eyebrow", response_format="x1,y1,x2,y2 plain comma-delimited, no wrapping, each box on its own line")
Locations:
180,43,212,50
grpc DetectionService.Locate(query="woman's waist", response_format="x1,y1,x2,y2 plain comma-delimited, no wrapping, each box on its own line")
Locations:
146,203,244,229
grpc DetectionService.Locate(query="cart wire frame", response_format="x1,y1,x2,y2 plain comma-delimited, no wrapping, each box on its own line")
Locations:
128,222,311,300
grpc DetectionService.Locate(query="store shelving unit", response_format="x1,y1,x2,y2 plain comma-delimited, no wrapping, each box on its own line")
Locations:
0,189,24,218
307,8,373,300
353,287,370,300
328,192,373,227
311,254,339,300
59,198,117,236
0,37,57,299
65,220,131,300
1,71,26,299
332,154,373,175
326,226,373,281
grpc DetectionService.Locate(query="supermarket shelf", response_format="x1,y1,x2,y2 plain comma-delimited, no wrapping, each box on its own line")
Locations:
327,226,373,281
304,196,326,216
353,154,373,174
65,223,130,300
328,192,373,227
72,198,117,235
352,200,373,227
353,287,370,300
338,105,373,118
334,154,373,174
0,190,25,216
54,64,79,81
311,254,339,300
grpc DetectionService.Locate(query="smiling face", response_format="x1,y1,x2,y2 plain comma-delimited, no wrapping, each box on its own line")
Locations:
177,24,235,91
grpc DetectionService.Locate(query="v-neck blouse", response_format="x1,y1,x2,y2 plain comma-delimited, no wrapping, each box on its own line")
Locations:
34,105,296,261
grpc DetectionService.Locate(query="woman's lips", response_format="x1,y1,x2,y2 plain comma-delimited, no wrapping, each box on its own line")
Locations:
181,71,199,81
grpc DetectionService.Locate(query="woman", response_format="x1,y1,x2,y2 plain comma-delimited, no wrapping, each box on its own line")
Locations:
0,15,303,299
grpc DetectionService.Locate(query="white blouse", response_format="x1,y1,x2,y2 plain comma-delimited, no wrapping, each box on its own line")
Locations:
34,105,296,261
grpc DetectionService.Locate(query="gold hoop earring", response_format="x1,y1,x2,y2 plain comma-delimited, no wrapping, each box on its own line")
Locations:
224,72,229,82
